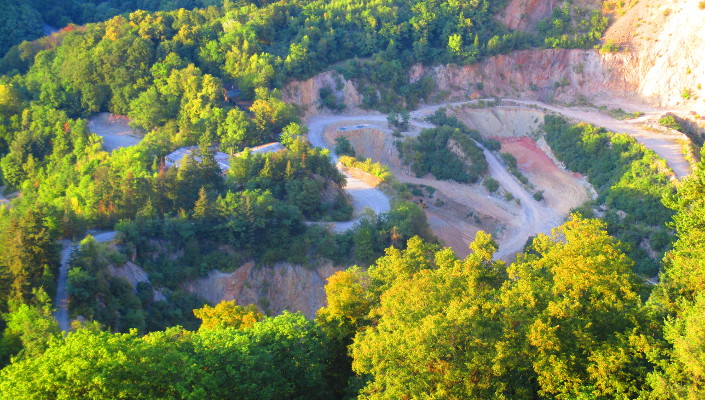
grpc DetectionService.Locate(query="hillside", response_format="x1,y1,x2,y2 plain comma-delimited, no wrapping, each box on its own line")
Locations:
0,0,220,56
1,0,705,398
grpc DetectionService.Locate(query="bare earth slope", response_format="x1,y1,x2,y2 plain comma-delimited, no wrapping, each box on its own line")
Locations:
307,95,687,260
310,104,575,260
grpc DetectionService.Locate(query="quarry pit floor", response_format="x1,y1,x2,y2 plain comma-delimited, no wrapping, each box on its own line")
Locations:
307,98,688,260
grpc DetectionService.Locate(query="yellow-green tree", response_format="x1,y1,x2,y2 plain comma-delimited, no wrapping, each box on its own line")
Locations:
249,88,297,140
501,215,649,399
647,162,705,398
193,301,263,331
350,232,510,399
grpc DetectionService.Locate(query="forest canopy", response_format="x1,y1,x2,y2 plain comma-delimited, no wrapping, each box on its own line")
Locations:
3,1,703,399
3,204,705,398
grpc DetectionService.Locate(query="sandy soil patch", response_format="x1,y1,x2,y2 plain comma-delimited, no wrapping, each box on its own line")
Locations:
340,165,383,187
322,122,522,257
88,113,143,152
449,106,545,138
499,137,591,215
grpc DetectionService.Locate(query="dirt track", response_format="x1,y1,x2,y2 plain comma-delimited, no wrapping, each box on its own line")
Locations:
88,113,142,152
307,115,391,233
421,99,690,178
55,231,116,332
509,99,691,178
305,96,688,260
307,109,565,259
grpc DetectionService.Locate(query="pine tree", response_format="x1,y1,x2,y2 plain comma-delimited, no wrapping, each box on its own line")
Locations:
3,210,58,302
260,157,273,179
193,187,214,220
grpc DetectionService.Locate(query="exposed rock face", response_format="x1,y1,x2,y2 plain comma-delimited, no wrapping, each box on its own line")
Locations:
282,70,362,118
429,0,705,109
497,0,559,32
603,0,705,109
449,106,546,138
182,261,344,319
285,0,703,114
108,262,166,301
286,49,619,112
411,49,613,103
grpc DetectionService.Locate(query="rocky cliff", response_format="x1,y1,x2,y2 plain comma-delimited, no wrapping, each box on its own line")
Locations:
285,0,704,114
410,49,612,103
601,0,705,109
282,70,362,118
182,261,343,319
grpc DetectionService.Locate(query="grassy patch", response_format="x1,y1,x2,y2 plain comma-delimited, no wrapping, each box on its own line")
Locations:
607,108,643,120
339,156,393,182
599,40,621,54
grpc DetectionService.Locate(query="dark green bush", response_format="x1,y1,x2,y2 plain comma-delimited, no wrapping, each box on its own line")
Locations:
484,177,499,192
335,136,356,157
543,115,676,275
319,87,346,112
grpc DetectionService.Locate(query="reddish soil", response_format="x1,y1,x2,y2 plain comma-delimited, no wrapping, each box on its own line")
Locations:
498,136,591,216
499,137,556,173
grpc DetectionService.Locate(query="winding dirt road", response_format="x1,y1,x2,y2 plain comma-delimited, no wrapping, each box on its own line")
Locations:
55,231,116,332
418,99,690,178
306,97,689,259
508,100,691,178
306,108,560,258
482,146,561,259
307,115,391,233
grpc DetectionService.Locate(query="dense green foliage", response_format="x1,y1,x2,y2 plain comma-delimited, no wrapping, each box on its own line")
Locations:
399,109,492,183
427,107,501,150
319,86,346,112
645,161,705,398
68,236,206,333
0,312,335,399
346,218,650,399
387,111,410,131
4,191,705,398
543,115,676,276
400,125,479,182
4,1,700,398
659,114,684,131
0,0,220,57
0,0,610,319
537,3,610,49
343,201,435,266
334,136,355,157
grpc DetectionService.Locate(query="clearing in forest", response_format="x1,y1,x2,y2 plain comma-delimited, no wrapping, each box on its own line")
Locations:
88,112,143,152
